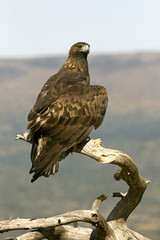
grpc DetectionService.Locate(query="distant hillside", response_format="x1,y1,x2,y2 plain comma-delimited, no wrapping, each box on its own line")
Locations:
0,53,160,239
1,53,160,118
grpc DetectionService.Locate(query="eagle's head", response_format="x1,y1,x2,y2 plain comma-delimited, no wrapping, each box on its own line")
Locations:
69,42,90,58
65,42,90,76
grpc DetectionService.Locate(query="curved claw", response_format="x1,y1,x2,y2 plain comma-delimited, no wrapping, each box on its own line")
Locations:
15,132,32,143
15,134,24,140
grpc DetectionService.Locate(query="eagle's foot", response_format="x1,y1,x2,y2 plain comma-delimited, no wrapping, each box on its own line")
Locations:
15,132,32,143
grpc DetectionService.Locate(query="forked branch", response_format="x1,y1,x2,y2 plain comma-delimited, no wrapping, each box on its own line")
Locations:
74,138,150,221
9,133,151,239
1,195,109,240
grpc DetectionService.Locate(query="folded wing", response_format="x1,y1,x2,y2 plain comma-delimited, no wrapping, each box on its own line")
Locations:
27,84,108,182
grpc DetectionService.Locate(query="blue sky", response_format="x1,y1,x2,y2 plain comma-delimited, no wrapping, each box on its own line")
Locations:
0,0,160,57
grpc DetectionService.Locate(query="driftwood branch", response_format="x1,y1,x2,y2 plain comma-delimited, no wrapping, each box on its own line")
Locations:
4,134,151,239
74,138,150,221
1,195,109,240
1,196,107,232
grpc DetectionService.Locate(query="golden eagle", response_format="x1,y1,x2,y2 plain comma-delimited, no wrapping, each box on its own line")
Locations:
27,42,108,182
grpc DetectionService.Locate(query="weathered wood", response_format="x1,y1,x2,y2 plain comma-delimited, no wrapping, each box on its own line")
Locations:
1,195,109,240
9,135,151,239
0,209,106,233
75,138,150,221
6,226,94,240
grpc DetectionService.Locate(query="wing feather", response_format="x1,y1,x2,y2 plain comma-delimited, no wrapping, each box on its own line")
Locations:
28,84,108,182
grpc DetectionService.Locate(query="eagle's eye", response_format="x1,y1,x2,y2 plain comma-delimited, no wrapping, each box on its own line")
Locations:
78,44,83,49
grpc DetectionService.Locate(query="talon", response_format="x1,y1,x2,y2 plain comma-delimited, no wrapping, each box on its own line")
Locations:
15,134,24,140
15,132,32,143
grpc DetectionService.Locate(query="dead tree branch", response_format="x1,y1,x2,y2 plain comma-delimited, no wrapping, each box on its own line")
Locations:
0,196,107,232
74,138,150,221
1,195,109,240
4,134,151,239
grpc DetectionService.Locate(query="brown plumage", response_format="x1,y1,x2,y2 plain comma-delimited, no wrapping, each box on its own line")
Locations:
27,42,108,182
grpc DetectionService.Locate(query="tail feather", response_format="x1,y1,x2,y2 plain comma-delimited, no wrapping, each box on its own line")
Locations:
29,136,71,182
30,161,59,182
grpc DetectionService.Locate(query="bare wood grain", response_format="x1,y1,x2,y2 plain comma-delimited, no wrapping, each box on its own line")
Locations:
10,134,151,239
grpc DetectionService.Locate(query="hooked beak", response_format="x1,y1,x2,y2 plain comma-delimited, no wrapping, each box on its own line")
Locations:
80,44,90,53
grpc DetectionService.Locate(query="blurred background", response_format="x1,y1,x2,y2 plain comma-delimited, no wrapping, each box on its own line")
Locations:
0,0,160,239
